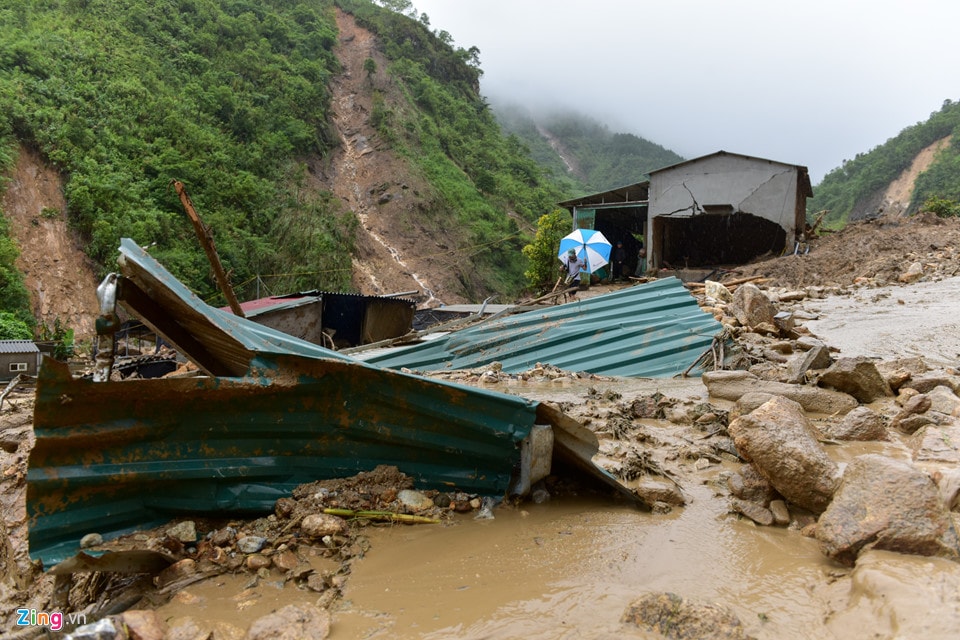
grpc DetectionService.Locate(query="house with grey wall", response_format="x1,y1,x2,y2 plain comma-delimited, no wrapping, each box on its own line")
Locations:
646,151,812,271
558,151,813,275
0,340,41,380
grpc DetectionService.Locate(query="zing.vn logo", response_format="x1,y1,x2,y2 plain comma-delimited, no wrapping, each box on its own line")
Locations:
15,609,87,632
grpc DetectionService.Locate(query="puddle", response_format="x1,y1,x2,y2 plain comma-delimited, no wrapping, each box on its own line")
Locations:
333,486,833,639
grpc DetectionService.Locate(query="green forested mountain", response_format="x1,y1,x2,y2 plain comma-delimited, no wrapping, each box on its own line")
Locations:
0,0,566,328
494,102,685,194
810,99,960,226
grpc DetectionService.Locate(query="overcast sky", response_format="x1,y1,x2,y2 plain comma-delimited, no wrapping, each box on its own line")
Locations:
410,0,960,184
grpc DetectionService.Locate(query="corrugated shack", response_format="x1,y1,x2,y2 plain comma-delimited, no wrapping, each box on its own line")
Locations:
0,340,41,380
231,290,415,349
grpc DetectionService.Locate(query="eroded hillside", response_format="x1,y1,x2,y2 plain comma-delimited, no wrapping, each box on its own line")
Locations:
3,147,99,339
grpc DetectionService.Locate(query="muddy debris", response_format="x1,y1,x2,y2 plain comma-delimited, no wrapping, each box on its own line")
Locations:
621,591,756,640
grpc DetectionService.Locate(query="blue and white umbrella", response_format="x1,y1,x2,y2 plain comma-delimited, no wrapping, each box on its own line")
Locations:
558,228,612,273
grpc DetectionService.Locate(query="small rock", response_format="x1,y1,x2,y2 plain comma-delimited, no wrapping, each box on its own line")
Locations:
208,526,236,547
731,498,774,526
823,406,889,441
397,489,434,511
80,533,103,549
635,479,685,507
531,488,551,504
301,513,347,539
245,554,272,571
899,261,924,283
273,549,300,572
769,499,791,526
246,603,331,640
237,536,267,554
622,592,752,639
166,521,197,543
275,497,296,519
155,558,197,588
118,610,166,640
650,501,673,514
65,618,117,640
306,572,327,592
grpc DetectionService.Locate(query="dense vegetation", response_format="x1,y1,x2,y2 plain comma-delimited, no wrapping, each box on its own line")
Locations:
0,0,348,313
810,99,960,226
0,0,568,329
496,104,685,194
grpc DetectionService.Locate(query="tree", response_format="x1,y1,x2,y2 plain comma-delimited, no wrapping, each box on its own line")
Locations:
522,209,573,291
0,312,32,340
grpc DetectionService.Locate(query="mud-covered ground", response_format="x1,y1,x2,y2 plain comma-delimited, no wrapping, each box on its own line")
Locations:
4,214,960,639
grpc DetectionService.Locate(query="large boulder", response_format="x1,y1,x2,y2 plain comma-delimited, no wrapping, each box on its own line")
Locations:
822,406,889,441
783,344,833,384
703,370,858,416
816,454,960,566
728,283,777,329
817,356,893,403
728,396,840,514
909,424,960,464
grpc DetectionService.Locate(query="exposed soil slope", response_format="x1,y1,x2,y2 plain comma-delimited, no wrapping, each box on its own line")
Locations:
318,8,472,308
2,147,99,338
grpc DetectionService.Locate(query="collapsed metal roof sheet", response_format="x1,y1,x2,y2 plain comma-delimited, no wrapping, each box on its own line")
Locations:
27,239,639,566
364,278,722,377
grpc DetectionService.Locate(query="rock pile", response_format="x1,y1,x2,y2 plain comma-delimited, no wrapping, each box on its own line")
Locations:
693,278,960,567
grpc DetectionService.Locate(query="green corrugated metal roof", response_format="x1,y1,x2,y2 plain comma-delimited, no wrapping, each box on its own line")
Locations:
27,239,635,567
365,278,721,377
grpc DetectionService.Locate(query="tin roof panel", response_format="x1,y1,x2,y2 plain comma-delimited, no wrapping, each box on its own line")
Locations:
365,278,721,378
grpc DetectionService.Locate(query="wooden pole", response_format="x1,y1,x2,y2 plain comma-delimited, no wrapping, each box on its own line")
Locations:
172,180,245,317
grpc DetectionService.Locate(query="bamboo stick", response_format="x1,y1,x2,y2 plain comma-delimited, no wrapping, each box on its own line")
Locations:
323,508,440,524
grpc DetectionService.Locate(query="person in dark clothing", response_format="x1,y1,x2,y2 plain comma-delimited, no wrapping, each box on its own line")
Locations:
611,240,627,281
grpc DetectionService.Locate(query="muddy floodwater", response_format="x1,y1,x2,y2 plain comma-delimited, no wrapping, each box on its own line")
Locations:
805,275,960,368
329,443,957,640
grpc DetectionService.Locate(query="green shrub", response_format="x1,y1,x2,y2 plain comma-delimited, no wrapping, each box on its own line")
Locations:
921,196,960,218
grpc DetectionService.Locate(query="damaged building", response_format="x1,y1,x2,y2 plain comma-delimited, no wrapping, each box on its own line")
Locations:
560,151,813,275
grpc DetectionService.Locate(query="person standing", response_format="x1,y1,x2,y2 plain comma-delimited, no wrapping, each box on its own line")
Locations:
612,240,627,281
559,248,583,298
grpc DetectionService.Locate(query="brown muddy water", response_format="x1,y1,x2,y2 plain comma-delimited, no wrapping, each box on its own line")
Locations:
804,276,960,368
330,431,955,639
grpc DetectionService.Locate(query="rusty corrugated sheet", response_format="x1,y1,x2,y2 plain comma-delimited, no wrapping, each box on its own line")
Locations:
27,239,635,567
364,278,722,377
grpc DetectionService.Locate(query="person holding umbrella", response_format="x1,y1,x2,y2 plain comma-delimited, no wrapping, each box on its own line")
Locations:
559,248,584,299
